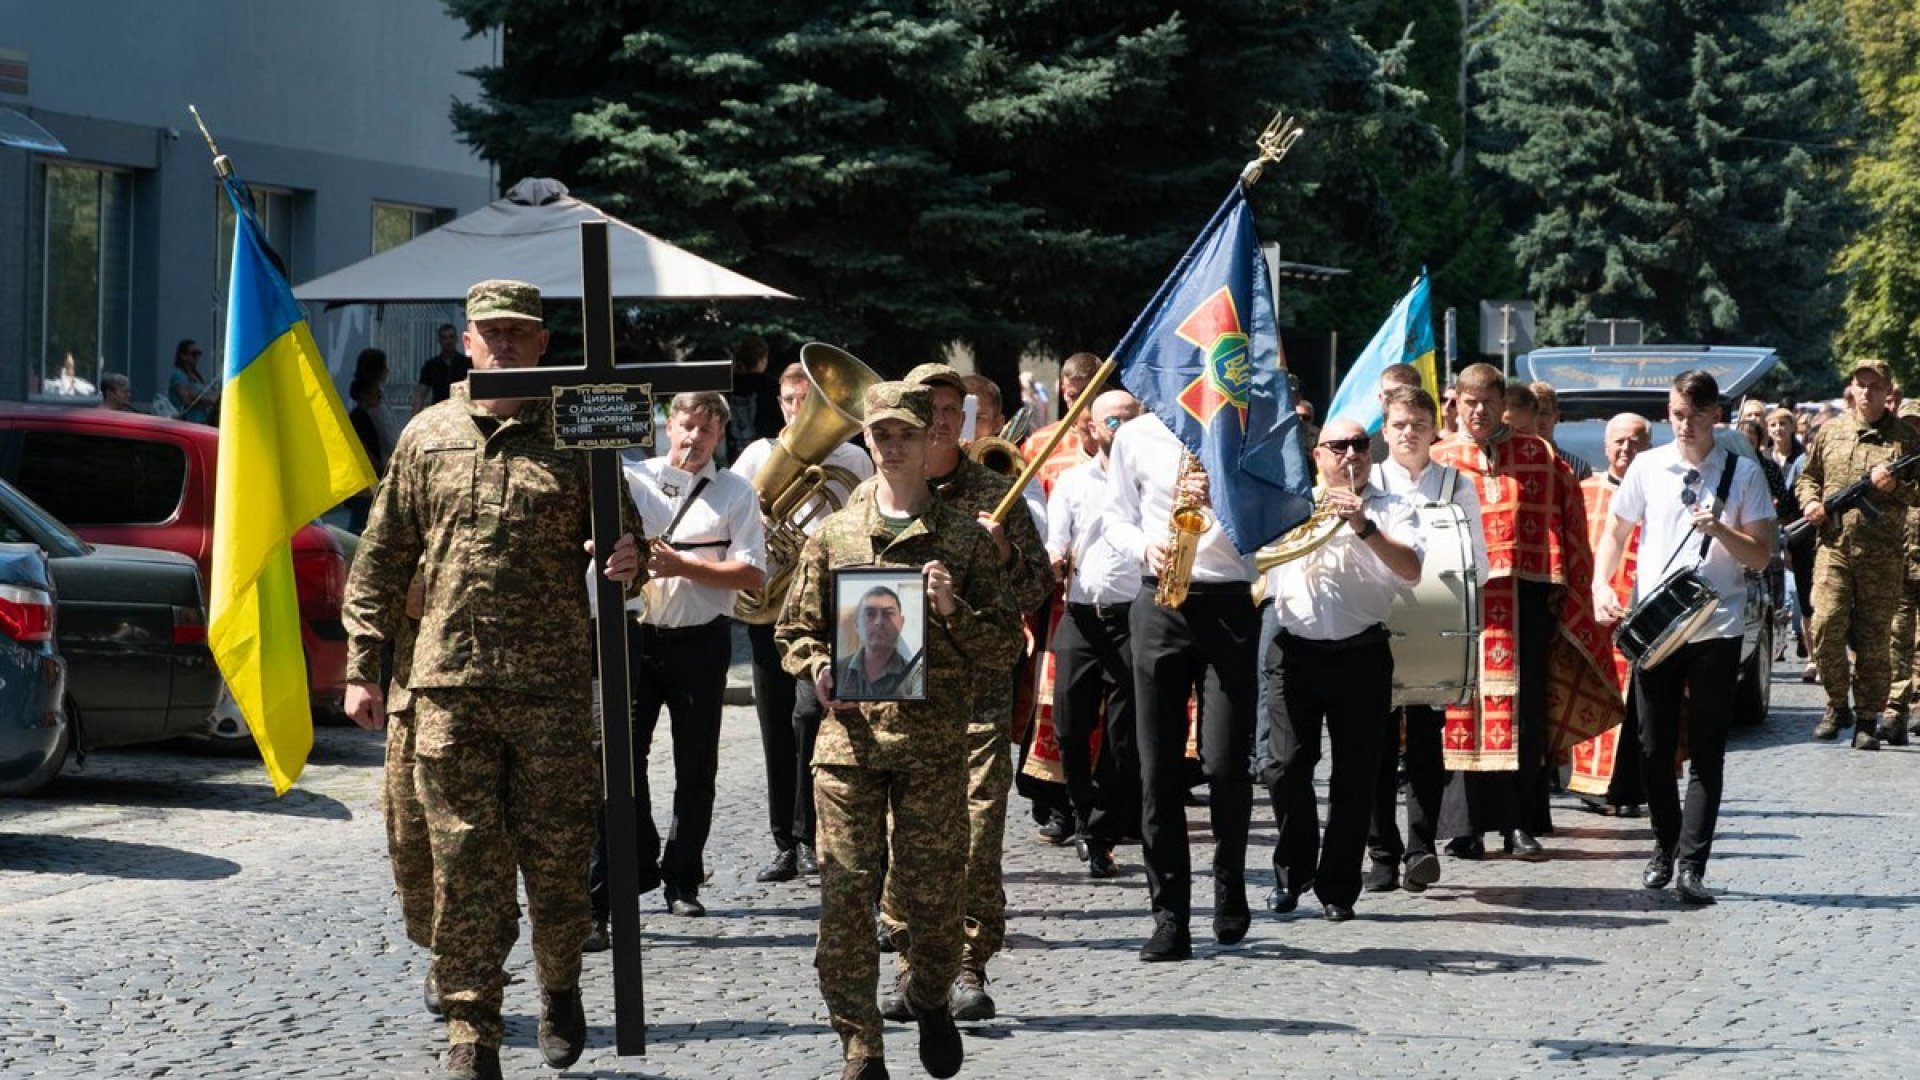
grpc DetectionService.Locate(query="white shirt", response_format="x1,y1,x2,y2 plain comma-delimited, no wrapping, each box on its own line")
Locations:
1375,457,1489,585
621,453,766,627
1047,456,1143,606
1103,413,1256,585
1610,442,1775,640
1267,484,1423,640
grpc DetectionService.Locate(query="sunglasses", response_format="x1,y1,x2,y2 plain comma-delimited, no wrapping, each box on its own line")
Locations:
1680,468,1700,507
1101,416,1124,431
1316,435,1371,456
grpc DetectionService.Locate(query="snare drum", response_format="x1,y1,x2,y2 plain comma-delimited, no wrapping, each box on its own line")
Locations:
1388,502,1481,707
1614,566,1719,671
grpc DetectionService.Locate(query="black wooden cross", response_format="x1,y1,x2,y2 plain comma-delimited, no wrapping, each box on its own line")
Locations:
466,220,731,1056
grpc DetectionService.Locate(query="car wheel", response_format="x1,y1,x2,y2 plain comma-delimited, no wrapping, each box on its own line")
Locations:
1734,616,1772,726
0,702,72,796
183,683,259,755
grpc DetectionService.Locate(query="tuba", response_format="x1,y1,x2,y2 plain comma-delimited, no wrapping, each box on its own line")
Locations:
1253,464,1357,571
1154,451,1214,608
733,343,882,624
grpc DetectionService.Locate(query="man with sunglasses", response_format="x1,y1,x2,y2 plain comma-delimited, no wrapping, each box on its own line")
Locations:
1592,370,1776,904
1263,418,1422,921
1793,357,1920,748
1044,389,1145,880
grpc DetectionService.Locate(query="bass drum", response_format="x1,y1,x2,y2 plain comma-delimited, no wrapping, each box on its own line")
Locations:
1388,501,1481,707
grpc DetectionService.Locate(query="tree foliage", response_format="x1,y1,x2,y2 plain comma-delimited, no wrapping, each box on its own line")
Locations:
1833,0,1920,387
1475,0,1854,387
443,1,1441,386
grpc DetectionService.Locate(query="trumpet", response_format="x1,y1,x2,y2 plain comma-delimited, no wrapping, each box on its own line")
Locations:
1155,451,1213,608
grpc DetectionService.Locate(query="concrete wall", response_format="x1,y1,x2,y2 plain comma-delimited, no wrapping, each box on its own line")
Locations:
0,0,497,402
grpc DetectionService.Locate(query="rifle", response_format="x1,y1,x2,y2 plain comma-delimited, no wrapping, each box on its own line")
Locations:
1782,451,1920,551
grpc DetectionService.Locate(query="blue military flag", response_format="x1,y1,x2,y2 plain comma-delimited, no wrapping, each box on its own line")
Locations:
1114,185,1314,554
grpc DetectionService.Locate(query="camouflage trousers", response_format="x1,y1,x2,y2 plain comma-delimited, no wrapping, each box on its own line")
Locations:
815,762,967,1062
382,705,435,950
1809,546,1904,724
880,694,1011,970
413,687,598,1050
1884,581,1920,719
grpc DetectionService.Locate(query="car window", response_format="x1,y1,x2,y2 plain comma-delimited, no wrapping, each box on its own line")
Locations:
0,480,89,556
14,431,188,526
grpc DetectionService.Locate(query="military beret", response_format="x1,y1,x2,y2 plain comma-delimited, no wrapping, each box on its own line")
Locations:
466,279,544,323
864,381,932,428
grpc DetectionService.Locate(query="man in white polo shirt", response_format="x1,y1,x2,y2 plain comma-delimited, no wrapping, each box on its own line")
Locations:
1592,370,1776,906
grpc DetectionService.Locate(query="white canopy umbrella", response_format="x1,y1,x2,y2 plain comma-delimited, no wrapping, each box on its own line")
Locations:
293,177,793,305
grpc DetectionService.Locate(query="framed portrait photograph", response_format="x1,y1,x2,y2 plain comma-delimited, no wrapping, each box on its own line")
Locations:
830,566,929,702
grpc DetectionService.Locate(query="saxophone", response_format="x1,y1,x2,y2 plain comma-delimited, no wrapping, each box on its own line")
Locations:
1155,451,1214,608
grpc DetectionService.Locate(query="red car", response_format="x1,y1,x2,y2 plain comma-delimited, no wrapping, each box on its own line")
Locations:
0,404,350,724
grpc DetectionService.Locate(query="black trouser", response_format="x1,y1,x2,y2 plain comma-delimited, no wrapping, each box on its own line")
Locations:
1266,627,1394,908
1368,704,1446,866
1634,635,1739,870
1131,583,1258,922
1603,685,1646,808
747,621,813,852
1055,601,1140,847
590,615,731,912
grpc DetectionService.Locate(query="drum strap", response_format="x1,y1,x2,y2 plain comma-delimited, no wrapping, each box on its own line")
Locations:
1653,449,1739,578
1439,465,1458,506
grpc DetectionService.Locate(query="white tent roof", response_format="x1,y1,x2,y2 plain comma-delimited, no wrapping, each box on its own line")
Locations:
293,177,793,305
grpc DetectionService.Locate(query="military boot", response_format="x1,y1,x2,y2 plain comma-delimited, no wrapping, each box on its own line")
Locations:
1876,711,1910,747
539,988,587,1069
879,969,914,1023
1812,707,1850,741
442,1043,502,1080
948,963,995,1021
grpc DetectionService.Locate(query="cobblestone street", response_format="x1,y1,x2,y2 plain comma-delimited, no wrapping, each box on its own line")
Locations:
4,644,1916,1079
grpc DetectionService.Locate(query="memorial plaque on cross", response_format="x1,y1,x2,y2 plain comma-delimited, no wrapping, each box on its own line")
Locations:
466,220,732,1057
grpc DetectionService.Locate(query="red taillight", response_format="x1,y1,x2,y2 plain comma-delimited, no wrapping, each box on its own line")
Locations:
172,604,208,645
0,584,54,644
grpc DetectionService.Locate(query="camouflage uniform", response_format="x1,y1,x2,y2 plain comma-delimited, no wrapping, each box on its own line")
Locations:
777,447,1023,1065
1881,504,1920,735
854,454,1051,975
1793,408,1920,734
344,378,640,1051
382,609,435,950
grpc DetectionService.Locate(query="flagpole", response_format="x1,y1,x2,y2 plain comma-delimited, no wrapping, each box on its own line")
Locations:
989,357,1117,523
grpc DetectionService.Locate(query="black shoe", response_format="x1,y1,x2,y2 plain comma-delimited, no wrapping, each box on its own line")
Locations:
1213,870,1250,945
442,1043,502,1080
1617,804,1644,818
1266,887,1302,915
797,843,820,876
1503,830,1546,861
1643,850,1674,889
665,885,706,917
1035,815,1073,845
1675,865,1715,905
424,967,444,1016
538,988,587,1069
879,971,913,1023
1362,859,1399,893
581,919,610,954
1322,902,1355,923
1402,853,1442,893
1444,836,1486,860
948,966,995,1021
755,847,799,883
1139,916,1192,962
841,1057,890,1080
915,999,964,1079
1087,846,1121,879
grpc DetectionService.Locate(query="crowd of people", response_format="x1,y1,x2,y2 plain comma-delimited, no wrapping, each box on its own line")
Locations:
337,279,1912,1080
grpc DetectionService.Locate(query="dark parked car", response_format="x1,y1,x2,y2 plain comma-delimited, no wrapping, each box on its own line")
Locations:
0,541,68,796
0,405,350,724
0,477,221,756
1519,344,1780,724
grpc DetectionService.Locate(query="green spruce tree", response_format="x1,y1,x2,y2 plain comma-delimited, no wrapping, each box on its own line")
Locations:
1834,0,1920,386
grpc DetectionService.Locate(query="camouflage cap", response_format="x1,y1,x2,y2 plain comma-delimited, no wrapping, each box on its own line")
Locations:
864,381,931,428
1899,399,1920,421
903,362,967,393
466,279,544,323
1847,356,1893,384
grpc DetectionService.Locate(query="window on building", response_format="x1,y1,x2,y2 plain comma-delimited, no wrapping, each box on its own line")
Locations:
26,162,132,402
371,202,442,254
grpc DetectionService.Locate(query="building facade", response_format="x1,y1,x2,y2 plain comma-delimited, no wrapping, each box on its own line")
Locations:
0,0,496,407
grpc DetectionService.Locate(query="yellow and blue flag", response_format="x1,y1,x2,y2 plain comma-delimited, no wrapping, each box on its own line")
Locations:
1326,270,1437,434
1114,185,1314,554
212,172,375,794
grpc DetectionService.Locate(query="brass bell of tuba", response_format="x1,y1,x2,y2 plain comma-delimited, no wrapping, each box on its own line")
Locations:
1252,489,1344,571
733,343,882,625
964,404,1035,478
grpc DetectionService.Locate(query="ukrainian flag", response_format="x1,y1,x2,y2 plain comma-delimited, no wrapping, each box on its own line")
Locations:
1326,270,1438,434
212,173,375,794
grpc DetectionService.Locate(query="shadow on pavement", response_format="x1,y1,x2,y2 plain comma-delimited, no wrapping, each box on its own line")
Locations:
1243,940,1600,975
1361,910,1668,931
1466,884,1658,912
1537,1038,1779,1060
1737,891,1920,910
644,932,816,950
31,774,354,820
0,832,242,880
1006,1013,1354,1036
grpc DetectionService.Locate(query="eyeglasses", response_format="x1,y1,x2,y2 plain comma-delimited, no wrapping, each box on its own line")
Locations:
1316,435,1371,456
